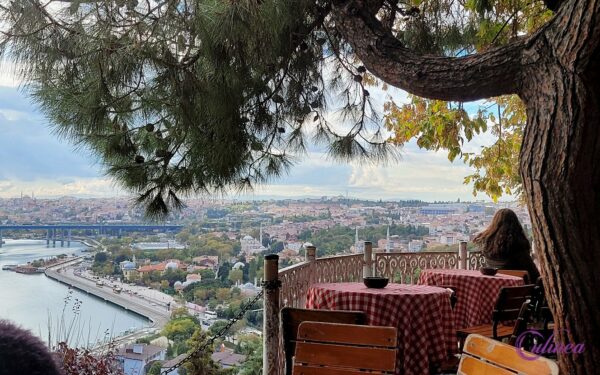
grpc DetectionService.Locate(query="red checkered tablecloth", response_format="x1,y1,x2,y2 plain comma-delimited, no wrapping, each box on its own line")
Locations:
306,283,456,375
417,269,524,330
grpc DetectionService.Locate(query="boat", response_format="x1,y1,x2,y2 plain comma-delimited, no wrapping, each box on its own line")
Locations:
113,286,122,294
14,266,42,274
96,280,104,287
2,264,18,271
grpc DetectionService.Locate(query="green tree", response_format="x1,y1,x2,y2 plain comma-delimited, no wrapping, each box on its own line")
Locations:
94,252,108,264
228,269,243,285
146,361,162,375
183,330,223,375
236,335,263,375
162,317,200,342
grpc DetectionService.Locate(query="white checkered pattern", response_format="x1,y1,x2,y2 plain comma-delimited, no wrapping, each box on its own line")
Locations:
306,283,456,375
417,269,524,330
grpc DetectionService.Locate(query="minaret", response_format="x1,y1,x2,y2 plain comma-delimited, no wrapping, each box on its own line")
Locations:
259,223,263,247
355,227,361,253
386,225,391,253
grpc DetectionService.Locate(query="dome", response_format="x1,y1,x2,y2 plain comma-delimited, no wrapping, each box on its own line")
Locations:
243,235,253,241
232,262,245,270
122,262,136,270
303,242,313,248
166,261,178,270
174,281,183,289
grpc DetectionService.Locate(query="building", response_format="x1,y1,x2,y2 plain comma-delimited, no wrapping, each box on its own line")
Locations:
116,343,166,375
160,354,187,375
439,232,468,245
240,235,266,256
192,255,219,271
408,240,424,252
420,204,466,215
120,260,138,281
211,348,246,369
137,259,187,275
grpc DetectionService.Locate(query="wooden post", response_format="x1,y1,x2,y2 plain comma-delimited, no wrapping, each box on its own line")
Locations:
305,245,316,262
459,241,468,270
364,241,373,277
263,254,280,375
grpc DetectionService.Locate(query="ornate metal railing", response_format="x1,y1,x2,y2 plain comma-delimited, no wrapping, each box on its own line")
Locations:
279,254,363,309
271,248,484,374
468,250,486,269
375,251,459,283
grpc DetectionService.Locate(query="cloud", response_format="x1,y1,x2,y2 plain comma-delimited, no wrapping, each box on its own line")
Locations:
0,87,102,182
0,72,504,202
0,177,123,198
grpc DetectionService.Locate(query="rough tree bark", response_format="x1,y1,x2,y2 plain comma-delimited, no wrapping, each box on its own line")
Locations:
331,0,600,373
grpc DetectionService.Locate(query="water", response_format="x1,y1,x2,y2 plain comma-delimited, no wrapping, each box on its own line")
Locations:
0,239,149,347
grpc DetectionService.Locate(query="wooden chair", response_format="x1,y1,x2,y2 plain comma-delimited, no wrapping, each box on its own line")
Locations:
281,307,367,375
438,285,458,309
530,278,554,331
459,334,559,374
497,269,530,284
292,321,397,375
508,300,533,347
457,285,535,348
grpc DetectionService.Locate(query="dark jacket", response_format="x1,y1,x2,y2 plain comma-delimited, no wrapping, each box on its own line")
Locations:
484,250,540,283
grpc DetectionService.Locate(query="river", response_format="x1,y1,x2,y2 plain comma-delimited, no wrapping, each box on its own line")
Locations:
0,239,149,348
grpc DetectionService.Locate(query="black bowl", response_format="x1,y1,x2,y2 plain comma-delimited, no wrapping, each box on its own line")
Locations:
480,267,498,276
363,277,389,289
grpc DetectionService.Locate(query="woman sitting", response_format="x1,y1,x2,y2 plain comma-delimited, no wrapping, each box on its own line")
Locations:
473,208,540,282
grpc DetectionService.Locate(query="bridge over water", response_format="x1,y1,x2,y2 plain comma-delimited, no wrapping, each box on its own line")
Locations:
0,224,183,247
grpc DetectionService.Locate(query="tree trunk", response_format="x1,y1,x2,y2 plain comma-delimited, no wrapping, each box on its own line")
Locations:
519,22,600,375
331,0,600,372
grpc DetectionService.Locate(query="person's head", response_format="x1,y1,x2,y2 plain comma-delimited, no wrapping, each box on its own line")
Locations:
473,208,529,258
0,320,62,375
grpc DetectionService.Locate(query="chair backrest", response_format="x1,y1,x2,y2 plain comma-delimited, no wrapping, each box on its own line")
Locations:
293,321,397,375
458,334,558,375
492,285,535,337
438,285,458,309
282,308,367,375
508,300,533,346
497,269,530,284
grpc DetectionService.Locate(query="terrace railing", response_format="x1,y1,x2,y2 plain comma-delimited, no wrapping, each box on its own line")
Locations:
264,243,486,374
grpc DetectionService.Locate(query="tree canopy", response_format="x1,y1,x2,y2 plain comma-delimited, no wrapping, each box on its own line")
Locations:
0,0,552,212
0,0,396,218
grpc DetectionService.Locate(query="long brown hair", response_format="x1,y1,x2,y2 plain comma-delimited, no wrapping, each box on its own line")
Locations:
473,208,530,259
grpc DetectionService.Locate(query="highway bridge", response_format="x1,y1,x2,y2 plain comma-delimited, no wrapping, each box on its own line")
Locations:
0,224,183,247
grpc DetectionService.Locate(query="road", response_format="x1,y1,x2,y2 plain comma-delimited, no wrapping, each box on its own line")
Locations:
44,261,173,351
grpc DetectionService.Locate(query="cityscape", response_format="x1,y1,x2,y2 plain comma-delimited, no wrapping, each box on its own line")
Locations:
0,195,528,374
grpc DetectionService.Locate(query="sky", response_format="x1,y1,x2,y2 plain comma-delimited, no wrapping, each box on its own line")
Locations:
0,64,504,203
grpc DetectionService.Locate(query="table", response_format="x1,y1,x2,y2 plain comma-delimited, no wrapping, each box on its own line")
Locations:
417,269,524,330
306,282,456,375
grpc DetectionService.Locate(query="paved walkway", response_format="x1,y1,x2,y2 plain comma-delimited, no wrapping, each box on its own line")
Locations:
45,266,170,329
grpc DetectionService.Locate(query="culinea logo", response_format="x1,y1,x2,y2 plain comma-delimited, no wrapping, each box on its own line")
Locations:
515,329,585,360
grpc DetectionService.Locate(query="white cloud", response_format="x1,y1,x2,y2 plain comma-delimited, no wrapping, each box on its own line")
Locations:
0,177,124,198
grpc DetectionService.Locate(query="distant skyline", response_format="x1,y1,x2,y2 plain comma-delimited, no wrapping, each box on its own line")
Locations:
0,69,508,203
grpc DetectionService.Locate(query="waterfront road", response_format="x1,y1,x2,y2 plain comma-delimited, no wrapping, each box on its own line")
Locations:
44,267,170,329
